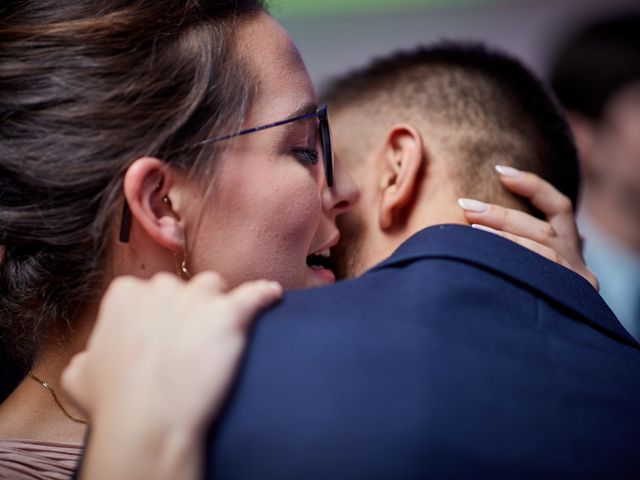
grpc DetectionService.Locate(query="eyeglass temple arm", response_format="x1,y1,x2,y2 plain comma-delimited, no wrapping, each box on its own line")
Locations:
119,201,132,243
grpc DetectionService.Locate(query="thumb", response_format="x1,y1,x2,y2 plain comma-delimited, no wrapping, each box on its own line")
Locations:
61,351,91,416
226,280,283,330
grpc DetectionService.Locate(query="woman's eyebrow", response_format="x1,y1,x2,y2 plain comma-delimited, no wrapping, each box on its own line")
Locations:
283,102,318,121
277,102,319,138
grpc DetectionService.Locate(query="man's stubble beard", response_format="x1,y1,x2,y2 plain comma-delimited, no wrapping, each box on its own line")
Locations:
333,209,369,280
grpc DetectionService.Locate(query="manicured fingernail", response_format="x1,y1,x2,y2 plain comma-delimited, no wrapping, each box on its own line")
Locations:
471,223,498,234
495,165,521,177
458,198,488,213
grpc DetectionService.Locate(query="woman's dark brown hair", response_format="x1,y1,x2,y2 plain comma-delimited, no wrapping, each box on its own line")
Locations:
0,0,264,365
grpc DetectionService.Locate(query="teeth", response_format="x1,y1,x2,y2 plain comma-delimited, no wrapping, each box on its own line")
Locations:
307,247,332,271
314,248,330,258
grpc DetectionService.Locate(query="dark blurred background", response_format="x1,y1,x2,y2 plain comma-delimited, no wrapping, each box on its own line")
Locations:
274,0,638,86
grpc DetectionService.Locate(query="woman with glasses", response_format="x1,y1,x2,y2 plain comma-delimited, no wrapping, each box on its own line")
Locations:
0,1,356,476
0,1,589,479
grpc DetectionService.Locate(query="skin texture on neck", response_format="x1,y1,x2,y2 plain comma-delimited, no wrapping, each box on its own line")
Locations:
0,156,177,444
362,168,467,274
332,107,470,279
0,306,97,443
388,184,468,255
337,167,468,279
0,160,178,444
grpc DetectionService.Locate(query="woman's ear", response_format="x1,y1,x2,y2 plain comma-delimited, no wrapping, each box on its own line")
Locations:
378,125,424,230
123,157,185,251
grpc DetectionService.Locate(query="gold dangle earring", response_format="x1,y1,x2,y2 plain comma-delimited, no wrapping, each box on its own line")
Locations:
163,193,191,280
175,250,191,280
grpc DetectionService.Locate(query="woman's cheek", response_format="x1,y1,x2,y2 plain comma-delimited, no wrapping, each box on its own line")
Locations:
260,176,323,285
190,159,323,288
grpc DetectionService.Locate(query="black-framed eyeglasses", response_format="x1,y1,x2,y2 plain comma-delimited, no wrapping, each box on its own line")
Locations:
200,103,333,186
119,104,334,243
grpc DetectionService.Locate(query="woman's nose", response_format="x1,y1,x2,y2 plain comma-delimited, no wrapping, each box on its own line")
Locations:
322,154,360,216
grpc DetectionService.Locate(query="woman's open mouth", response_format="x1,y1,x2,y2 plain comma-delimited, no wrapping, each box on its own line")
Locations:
306,248,336,283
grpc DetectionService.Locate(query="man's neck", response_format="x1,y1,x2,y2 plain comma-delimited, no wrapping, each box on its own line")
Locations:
405,193,469,240
378,199,469,270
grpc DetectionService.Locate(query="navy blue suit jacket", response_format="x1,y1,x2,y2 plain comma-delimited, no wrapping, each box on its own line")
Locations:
207,225,640,479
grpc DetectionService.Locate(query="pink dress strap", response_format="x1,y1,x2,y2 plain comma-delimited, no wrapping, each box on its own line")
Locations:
0,439,83,480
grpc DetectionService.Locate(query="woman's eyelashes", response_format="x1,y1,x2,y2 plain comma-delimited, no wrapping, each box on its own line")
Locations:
292,148,319,165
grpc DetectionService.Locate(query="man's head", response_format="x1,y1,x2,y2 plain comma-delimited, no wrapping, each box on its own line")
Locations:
549,14,640,251
323,42,580,278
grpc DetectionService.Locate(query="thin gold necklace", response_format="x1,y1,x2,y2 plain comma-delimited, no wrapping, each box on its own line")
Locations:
29,372,89,425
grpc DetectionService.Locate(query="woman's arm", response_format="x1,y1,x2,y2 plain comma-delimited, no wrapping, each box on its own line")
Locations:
460,165,598,290
62,272,282,480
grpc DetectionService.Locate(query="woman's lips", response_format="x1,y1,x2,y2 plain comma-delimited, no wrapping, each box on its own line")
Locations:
308,265,336,284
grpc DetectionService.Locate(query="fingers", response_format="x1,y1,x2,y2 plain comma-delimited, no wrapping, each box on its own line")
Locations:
470,224,565,266
190,271,228,293
494,165,574,220
459,198,556,245
101,272,277,335
458,165,576,271
61,351,91,416
583,269,600,291
225,280,283,330
187,273,280,329
60,271,282,446
459,165,585,271
472,224,599,289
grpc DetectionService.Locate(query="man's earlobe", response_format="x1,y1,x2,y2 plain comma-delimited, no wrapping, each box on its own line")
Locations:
378,125,424,231
123,157,185,251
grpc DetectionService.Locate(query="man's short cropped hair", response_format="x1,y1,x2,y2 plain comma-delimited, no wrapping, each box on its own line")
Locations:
322,42,580,211
549,13,640,120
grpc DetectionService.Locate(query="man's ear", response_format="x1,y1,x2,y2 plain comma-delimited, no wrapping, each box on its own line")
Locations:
378,125,424,230
123,157,185,251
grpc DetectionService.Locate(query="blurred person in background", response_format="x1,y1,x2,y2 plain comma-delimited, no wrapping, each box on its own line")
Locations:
550,13,640,340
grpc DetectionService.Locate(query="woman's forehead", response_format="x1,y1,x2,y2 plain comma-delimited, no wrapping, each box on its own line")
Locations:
234,13,316,125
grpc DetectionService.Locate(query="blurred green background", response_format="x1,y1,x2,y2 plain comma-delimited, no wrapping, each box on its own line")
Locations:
269,0,639,86
272,0,507,19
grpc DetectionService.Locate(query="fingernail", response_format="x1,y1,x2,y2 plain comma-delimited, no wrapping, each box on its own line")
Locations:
495,165,521,177
471,223,498,234
458,198,488,213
